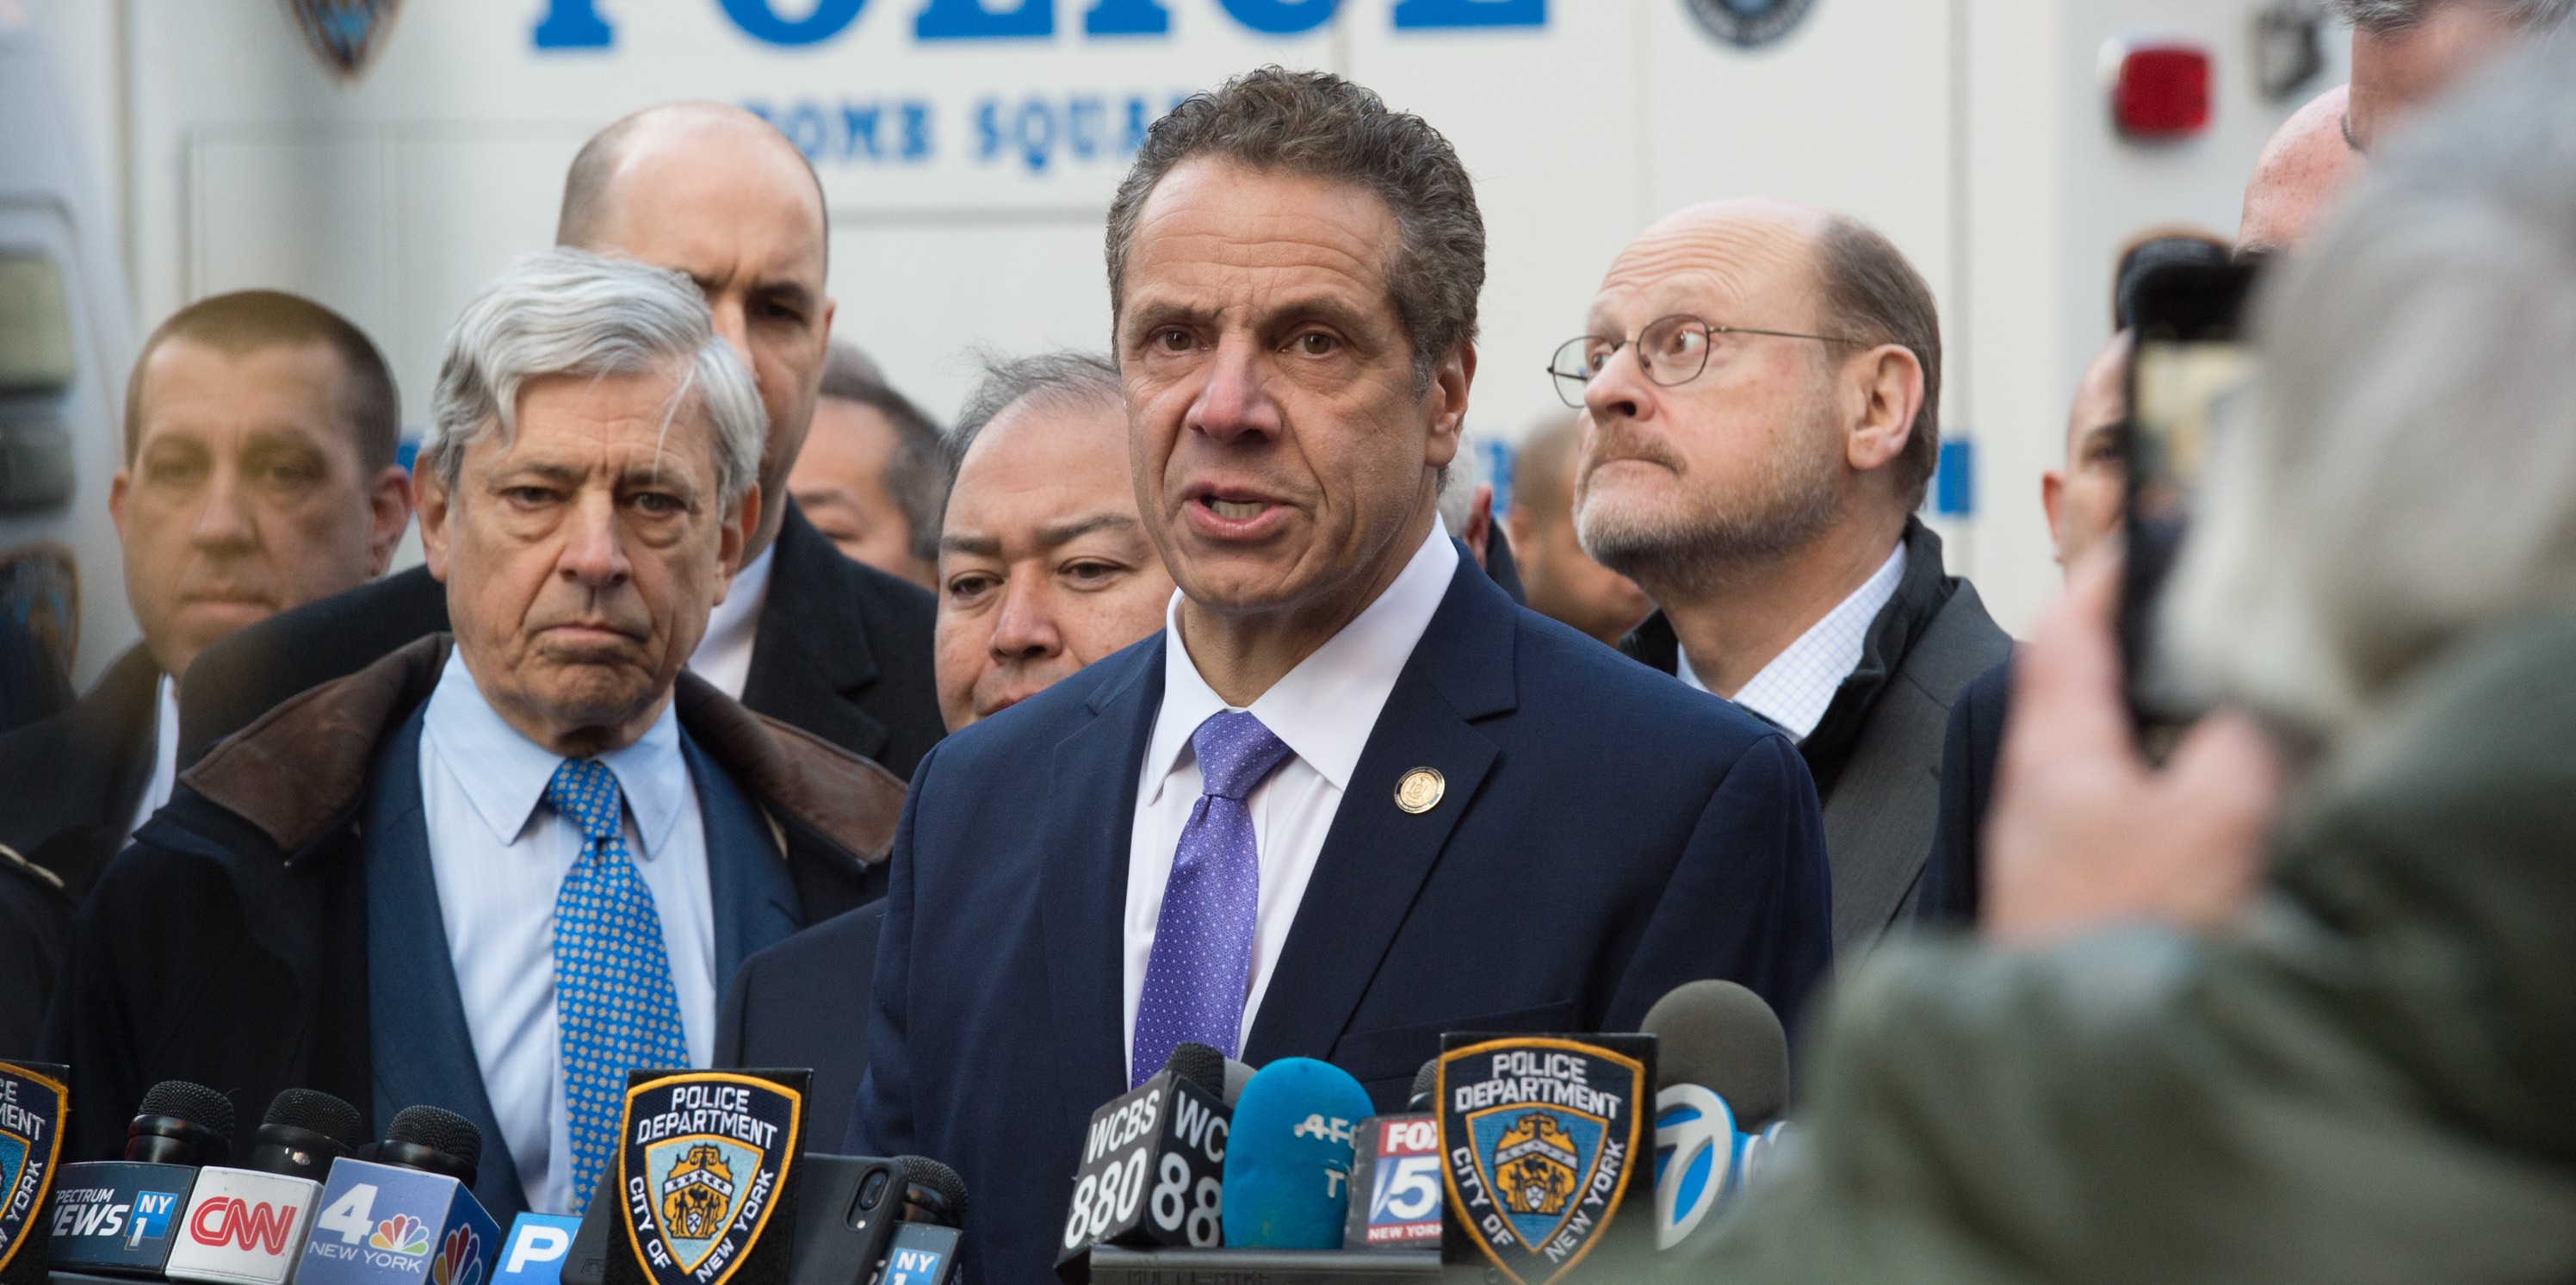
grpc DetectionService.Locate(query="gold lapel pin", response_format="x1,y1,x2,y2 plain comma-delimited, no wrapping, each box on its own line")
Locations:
1395,767,1446,814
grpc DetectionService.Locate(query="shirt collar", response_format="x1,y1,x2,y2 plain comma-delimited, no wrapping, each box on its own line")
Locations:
1681,540,1908,741
422,648,690,859
1145,520,1459,802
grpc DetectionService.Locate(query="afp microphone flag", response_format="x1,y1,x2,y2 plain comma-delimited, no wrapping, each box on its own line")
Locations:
0,1062,65,1285
608,1070,805,1285
1436,1035,1652,1285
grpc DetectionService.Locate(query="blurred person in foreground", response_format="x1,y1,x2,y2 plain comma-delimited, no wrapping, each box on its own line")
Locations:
856,68,1830,1282
1508,412,1651,646
0,290,411,1052
179,102,944,778
49,251,905,1205
1681,43,2576,1282
789,340,946,588
1567,200,2010,958
713,350,1171,1147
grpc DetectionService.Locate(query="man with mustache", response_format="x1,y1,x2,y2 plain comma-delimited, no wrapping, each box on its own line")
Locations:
0,290,412,1051
853,69,1830,1282
1567,200,2011,959
48,252,905,1216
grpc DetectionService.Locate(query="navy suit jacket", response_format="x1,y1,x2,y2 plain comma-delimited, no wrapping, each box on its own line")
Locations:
362,708,806,1220
855,550,1831,1283
715,899,886,1153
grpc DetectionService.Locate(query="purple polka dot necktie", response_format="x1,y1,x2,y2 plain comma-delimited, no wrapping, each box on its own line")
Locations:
546,758,690,1213
1131,711,1295,1087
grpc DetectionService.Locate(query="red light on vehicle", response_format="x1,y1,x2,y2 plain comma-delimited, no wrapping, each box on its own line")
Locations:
2108,40,2211,140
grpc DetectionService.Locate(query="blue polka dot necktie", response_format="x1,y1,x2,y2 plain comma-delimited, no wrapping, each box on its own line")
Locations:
1131,711,1295,1087
546,758,690,1213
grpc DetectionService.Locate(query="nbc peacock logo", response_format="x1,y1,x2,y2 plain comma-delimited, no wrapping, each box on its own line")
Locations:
430,1226,483,1285
368,1215,431,1257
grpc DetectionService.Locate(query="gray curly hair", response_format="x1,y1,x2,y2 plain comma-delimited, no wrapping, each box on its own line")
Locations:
2331,0,2572,31
425,247,765,515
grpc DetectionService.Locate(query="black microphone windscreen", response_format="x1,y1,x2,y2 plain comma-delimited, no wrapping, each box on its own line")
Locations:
1640,979,1790,1130
1163,1042,1225,1096
138,1080,236,1140
263,1088,367,1150
895,1156,969,1225
387,1105,485,1175
1407,1058,1440,1110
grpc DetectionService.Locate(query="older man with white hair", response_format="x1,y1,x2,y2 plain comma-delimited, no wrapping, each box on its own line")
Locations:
50,250,907,1218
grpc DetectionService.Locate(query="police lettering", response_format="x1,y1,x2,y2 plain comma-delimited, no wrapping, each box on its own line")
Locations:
631,1084,779,1150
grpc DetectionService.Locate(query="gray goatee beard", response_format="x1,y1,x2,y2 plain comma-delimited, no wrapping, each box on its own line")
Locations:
1576,438,1842,603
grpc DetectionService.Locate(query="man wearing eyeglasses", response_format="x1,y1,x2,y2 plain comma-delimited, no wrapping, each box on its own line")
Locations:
1557,199,2011,959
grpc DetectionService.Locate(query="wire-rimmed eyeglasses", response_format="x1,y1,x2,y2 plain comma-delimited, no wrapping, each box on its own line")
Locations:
1545,314,1861,408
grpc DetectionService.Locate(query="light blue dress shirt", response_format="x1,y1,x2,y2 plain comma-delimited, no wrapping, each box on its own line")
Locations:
417,649,716,1214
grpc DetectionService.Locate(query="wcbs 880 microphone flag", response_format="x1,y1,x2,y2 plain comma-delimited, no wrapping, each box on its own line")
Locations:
1056,1044,1231,1279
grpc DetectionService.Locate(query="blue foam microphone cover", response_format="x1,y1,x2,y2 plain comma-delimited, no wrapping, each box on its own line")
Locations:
1218,1058,1373,1250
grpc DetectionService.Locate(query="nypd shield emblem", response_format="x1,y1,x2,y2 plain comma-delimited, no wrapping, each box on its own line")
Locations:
617,1072,801,1285
1437,1038,1647,1284
285,0,404,80
0,1062,67,1281
1683,0,1818,48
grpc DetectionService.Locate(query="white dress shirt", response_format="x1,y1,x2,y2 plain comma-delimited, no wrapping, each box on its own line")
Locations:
1122,522,1458,1083
687,543,774,700
417,649,717,1214
123,674,178,846
1681,543,1907,741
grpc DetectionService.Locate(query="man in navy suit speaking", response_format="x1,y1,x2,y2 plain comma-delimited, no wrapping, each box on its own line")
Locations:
852,68,1832,1281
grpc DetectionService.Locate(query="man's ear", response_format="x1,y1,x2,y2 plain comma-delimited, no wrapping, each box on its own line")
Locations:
1423,343,1476,469
1845,344,1924,475
2041,469,2067,565
715,482,760,603
418,462,453,583
365,466,416,577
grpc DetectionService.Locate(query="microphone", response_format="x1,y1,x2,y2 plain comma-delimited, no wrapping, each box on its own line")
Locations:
296,1105,502,1285
490,1214,584,1285
1056,1045,1232,1271
248,1089,363,1183
1341,1058,1443,1251
1218,1058,1371,1251
51,1082,234,1276
1220,1060,1254,1110
164,1089,364,1285
1405,1058,1439,1113
127,1081,237,1167
1638,980,1791,1249
779,1154,966,1285
368,1106,483,1184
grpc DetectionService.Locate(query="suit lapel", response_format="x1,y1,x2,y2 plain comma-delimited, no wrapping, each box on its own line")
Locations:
362,709,528,1220
684,731,804,982
742,507,890,762
1037,638,1164,1139
1242,559,1518,1065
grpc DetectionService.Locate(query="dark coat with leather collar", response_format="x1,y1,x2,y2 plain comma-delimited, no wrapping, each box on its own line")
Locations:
176,502,944,777
1623,519,2012,958
43,634,905,1164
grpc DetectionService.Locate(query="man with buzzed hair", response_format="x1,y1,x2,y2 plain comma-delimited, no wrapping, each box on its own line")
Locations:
1507,413,1651,646
0,289,412,1048
178,102,944,782
1564,199,2010,959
